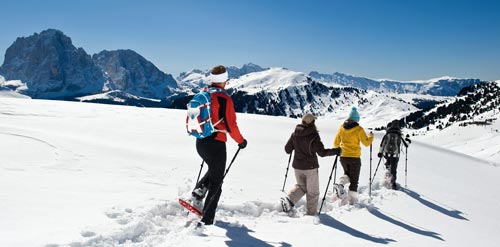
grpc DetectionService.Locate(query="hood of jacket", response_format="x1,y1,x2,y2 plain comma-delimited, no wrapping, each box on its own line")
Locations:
343,120,359,130
294,124,317,137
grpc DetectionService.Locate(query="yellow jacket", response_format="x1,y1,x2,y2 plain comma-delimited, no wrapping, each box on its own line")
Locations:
334,120,374,158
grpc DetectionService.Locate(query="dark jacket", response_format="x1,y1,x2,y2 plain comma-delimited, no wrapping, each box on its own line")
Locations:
378,126,409,157
285,124,334,170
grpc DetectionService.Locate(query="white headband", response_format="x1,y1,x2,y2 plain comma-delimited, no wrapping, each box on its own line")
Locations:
207,71,228,84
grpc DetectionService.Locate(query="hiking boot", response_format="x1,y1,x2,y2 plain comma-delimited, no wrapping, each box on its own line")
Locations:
191,196,203,212
192,187,208,200
385,162,390,170
201,217,213,225
348,191,358,205
280,197,294,212
391,183,398,190
333,184,347,199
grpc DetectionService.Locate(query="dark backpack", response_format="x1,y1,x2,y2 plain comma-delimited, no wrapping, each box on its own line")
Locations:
185,87,225,139
383,132,401,155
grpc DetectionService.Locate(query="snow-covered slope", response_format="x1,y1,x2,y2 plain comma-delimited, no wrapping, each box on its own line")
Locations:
228,67,309,93
176,63,268,94
1,97,499,247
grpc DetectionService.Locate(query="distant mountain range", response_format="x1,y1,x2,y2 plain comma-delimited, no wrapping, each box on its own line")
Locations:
0,28,491,127
309,72,481,96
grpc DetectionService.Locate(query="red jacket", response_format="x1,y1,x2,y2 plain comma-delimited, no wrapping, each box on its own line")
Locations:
208,85,245,144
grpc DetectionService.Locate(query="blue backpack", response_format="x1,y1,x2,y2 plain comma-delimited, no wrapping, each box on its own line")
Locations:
186,88,225,139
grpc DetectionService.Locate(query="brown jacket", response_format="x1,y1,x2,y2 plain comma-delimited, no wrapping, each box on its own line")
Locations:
285,124,334,170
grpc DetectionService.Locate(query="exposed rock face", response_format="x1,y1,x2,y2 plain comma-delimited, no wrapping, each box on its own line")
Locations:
93,49,177,99
0,29,105,99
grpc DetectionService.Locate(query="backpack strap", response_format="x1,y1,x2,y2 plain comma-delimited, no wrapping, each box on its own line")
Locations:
205,87,228,133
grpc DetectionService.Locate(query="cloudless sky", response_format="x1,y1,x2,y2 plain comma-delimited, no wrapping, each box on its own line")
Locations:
1,0,499,81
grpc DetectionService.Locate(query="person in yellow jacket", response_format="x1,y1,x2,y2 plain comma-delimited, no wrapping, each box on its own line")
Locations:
333,106,374,204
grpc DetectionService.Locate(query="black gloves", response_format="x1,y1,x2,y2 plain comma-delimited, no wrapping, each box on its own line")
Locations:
239,139,247,149
377,152,383,158
405,134,412,144
333,148,342,156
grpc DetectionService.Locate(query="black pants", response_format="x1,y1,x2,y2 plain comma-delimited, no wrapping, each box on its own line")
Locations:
385,157,399,185
195,137,226,225
339,157,361,192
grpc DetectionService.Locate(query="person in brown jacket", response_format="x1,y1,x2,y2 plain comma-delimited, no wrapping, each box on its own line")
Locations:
281,113,341,215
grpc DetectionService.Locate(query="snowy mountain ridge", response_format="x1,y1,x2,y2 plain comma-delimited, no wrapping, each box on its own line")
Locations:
171,68,420,125
309,71,481,96
0,29,484,107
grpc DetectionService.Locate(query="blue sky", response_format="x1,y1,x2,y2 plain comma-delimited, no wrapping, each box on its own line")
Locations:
1,0,499,81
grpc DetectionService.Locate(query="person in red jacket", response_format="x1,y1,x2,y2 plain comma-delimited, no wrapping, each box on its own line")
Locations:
191,65,247,226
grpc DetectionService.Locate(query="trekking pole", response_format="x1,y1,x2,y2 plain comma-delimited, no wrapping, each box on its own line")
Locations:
195,160,205,187
405,145,408,188
404,134,410,188
319,154,339,215
203,147,242,216
369,156,384,188
186,160,205,216
332,154,338,193
281,152,293,192
369,144,373,198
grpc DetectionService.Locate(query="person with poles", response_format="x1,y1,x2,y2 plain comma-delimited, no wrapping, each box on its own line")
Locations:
190,65,247,226
281,113,341,215
333,106,374,205
377,119,410,190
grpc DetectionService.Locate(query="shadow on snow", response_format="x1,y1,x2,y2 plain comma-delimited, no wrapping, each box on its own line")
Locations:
319,214,396,244
215,221,291,247
367,206,444,241
400,187,468,221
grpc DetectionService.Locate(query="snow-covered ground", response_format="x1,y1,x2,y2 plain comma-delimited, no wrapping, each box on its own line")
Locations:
413,114,500,165
1,95,499,247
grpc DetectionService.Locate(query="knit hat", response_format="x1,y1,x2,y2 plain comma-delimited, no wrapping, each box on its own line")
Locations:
301,113,316,125
348,106,360,122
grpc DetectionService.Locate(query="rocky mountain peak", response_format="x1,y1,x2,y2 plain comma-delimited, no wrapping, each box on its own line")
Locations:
0,29,105,99
92,49,177,99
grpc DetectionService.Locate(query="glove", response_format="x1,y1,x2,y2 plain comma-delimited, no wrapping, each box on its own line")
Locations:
333,148,342,156
377,152,383,158
238,139,247,149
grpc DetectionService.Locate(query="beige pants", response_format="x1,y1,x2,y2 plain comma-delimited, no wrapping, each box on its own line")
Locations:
287,168,320,215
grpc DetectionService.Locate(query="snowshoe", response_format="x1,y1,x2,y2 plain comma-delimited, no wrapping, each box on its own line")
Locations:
179,198,203,217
